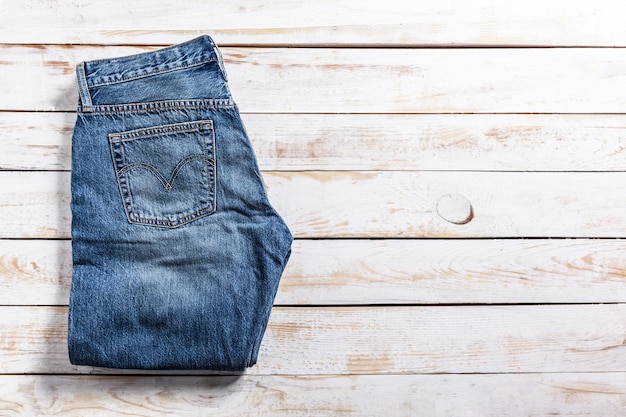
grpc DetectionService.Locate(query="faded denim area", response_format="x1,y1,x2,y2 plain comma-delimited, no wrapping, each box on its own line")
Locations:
68,36,293,371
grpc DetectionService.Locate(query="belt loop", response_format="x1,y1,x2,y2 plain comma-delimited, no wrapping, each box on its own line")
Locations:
209,37,228,81
76,62,93,112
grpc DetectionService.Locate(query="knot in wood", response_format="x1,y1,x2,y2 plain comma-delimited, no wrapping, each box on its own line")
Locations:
436,194,474,225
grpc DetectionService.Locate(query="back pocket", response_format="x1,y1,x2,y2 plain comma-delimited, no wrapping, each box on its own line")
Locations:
109,120,217,228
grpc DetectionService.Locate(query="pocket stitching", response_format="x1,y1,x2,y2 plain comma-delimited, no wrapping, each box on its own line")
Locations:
109,120,217,228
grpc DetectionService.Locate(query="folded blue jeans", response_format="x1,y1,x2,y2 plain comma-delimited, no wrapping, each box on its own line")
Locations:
68,36,293,371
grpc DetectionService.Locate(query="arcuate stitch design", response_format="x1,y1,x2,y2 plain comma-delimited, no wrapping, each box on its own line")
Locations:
117,154,213,192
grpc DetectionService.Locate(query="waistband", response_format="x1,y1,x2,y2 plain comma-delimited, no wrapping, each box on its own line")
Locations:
78,35,225,89
76,35,227,112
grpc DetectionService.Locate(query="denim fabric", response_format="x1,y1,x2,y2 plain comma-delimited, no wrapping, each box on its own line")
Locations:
68,36,293,371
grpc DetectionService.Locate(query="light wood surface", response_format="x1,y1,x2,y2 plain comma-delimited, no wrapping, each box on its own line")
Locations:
5,112,626,172
3,1,626,415
3,170,626,239
5,305,626,375
3,46,626,113
5,238,626,306
4,373,626,417
2,0,626,47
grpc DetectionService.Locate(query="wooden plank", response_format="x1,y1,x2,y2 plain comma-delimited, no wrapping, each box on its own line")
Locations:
0,240,70,306
5,239,626,306
6,112,626,172
2,0,626,47
0,112,74,171
4,305,626,374
0,172,72,239
3,373,626,416
4,45,626,113
4,171,626,239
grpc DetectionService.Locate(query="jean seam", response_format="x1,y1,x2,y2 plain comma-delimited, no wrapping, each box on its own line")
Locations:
202,121,217,218
109,120,214,141
79,99,235,114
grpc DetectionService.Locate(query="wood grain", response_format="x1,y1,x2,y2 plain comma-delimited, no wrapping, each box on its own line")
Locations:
5,112,626,172
4,2,626,415
4,45,626,113
4,305,626,375
3,171,626,239
4,239,626,306
2,0,626,47
3,373,626,417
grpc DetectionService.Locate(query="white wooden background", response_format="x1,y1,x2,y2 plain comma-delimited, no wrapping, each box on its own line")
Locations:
3,1,626,415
